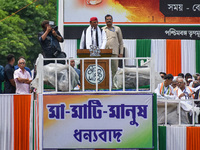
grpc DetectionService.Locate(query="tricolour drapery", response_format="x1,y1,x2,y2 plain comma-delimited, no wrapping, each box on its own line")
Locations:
159,126,166,150
196,40,200,74
66,39,199,75
0,94,32,150
136,39,151,66
166,40,182,75
166,126,186,150
14,95,32,150
0,95,14,150
158,125,200,150
187,127,200,150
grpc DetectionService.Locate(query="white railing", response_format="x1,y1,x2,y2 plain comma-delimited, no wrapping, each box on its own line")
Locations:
157,99,200,126
35,54,155,94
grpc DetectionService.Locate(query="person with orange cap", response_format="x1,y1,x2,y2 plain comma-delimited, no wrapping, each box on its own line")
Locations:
80,17,106,49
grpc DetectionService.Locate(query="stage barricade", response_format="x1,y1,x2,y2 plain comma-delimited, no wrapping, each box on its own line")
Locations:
32,54,157,94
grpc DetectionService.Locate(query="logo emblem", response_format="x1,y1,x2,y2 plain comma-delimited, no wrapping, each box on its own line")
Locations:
85,65,105,85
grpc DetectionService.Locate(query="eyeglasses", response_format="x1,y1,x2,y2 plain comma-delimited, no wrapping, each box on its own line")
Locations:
19,62,25,65
161,76,164,79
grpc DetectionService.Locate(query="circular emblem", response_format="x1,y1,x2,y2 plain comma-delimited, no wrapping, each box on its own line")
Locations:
85,64,105,85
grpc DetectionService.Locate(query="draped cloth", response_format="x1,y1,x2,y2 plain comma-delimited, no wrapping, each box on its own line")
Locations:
181,40,196,75
187,127,200,150
65,39,200,75
196,40,200,74
14,95,32,150
159,126,166,150
123,39,136,66
63,39,77,58
167,126,186,150
151,39,166,73
0,94,32,150
0,95,14,150
136,39,151,66
166,40,182,75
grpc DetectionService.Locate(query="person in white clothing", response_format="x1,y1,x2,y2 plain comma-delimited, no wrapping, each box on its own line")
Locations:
175,77,200,123
175,77,197,100
14,58,32,94
80,17,106,49
155,74,176,99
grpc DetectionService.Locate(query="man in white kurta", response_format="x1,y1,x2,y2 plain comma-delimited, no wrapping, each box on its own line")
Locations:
175,77,200,111
80,17,106,49
155,74,176,99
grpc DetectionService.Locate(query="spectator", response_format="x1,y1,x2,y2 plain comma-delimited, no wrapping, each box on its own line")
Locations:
4,54,16,93
193,73,200,80
178,73,184,78
69,59,80,79
185,73,192,86
171,76,178,91
155,74,175,99
0,65,4,93
159,72,166,79
14,58,32,94
197,75,200,84
14,56,32,77
175,77,197,99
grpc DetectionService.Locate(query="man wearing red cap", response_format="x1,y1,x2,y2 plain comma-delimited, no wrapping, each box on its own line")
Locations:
80,17,106,49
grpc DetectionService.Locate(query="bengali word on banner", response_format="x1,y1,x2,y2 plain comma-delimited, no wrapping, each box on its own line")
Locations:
42,94,153,149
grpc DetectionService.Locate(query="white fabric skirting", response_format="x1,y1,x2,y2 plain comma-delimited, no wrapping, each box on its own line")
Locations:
0,95,14,150
167,126,186,150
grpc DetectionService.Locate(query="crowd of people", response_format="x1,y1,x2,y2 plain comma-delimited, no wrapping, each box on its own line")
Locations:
0,54,33,94
155,72,200,101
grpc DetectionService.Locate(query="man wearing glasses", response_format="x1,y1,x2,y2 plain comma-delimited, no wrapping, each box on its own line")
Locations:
14,58,32,94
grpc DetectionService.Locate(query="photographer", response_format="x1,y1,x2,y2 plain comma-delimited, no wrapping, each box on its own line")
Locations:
38,20,65,65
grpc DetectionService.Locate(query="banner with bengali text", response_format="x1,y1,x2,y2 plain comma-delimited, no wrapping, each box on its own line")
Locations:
64,0,200,25
42,93,153,149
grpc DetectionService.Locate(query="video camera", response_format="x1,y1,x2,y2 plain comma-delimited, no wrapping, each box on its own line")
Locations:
49,21,58,31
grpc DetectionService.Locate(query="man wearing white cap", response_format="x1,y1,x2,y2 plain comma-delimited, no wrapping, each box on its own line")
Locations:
80,17,106,49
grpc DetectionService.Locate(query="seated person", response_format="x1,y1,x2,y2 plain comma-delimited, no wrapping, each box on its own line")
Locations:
175,77,200,100
159,72,166,80
68,59,80,88
155,74,176,99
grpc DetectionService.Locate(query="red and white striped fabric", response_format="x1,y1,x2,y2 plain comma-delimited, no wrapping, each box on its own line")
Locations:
0,94,32,150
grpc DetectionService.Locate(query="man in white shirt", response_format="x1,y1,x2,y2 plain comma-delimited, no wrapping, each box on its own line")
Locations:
14,58,32,94
80,17,106,49
176,77,196,100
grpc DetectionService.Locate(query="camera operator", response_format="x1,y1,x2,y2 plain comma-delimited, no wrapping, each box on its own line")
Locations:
38,20,65,65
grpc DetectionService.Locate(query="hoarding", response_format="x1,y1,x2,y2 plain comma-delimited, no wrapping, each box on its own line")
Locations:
64,0,200,25
42,93,153,149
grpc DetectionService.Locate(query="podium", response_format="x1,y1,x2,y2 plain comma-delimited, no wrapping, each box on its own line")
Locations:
77,49,112,90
